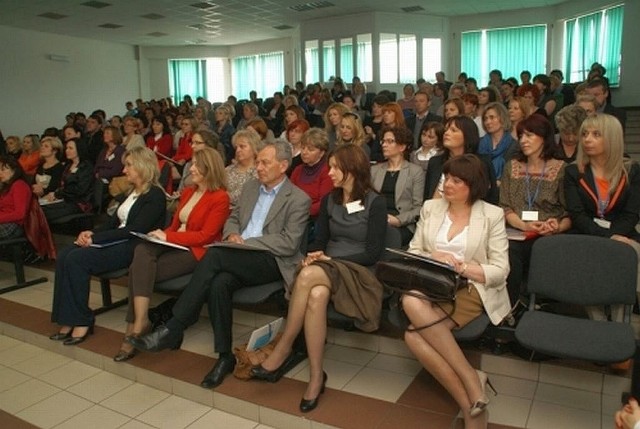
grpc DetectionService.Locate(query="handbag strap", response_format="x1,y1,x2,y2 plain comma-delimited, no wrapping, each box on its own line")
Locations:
392,287,456,331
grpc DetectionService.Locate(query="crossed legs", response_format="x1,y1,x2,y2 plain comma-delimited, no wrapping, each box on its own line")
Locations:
402,294,487,429
260,265,331,400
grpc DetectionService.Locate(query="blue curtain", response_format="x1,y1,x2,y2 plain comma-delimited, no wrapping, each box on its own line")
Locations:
169,60,206,105
232,52,284,100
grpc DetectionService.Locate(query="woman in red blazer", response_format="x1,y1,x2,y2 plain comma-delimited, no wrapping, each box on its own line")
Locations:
114,147,230,362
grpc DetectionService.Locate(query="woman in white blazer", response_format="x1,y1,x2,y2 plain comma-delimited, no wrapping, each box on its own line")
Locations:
403,154,510,429
371,126,425,246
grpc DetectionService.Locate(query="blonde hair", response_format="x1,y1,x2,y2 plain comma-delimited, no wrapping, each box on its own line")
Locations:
232,129,263,156
323,102,350,133
192,147,227,192
336,114,365,147
123,146,161,194
40,136,63,155
576,113,627,194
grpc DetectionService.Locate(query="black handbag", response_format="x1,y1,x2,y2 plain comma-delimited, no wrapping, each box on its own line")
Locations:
376,249,468,330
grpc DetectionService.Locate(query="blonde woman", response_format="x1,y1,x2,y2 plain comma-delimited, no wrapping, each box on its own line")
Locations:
508,96,533,140
214,105,236,162
323,102,350,149
33,137,64,198
225,129,261,208
18,134,41,176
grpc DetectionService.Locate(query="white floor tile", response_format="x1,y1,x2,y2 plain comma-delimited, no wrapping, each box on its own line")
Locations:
52,404,130,429
538,364,603,392
489,373,537,400
186,408,257,429
603,373,632,396
481,354,539,381
526,401,601,429
365,352,422,376
39,360,102,389
486,393,531,428
68,371,134,403
0,342,45,366
0,378,60,413
11,349,71,377
0,366,30,392
15,391,93,429
137,395,210,428
341,367,414,402
0,334,22,351
290,358,362,390
534,382,601,411
323,344,376,366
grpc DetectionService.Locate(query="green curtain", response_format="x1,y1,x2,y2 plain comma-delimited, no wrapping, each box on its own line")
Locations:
340,42,353,83
356,37,372,82
232,52,284,100
603,5,624,85
169,60,206,105
461,31,482,84
305,47,319,84
323,44,336,81
486,25,546,84
564,19,576,82
398,35,417,84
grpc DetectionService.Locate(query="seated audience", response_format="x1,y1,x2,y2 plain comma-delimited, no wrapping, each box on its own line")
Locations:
586,78,627,131
173,116,196,168
18,134,41,177
508,96,533,140
225,129,261,208
130,140,311,390
554,105,588,163
407,91,442,149
478,102,518,180
0,156,31,239
290,128,332,219
575,93,598,116
32,137,65,198
372,126,425,246
246,117,276,143
398,83,416,112
251,143,386,412
5,135,22,160
363,95,390,148
85,114,105,165
336,113,369,156
122,116,146,150
279,105,306,142
564,113,640,322
94,125,125,184
443,98,466,121
214,105,236,162
177,129,226,192
403,154,510,429
533,74,562,121
145,116,173,159
500,114,571,305
461,93,485,138
323,102,350,149
410,121,444,172
114,147,230,362
424,116,499,205
516,83,544,117
41,139,94,222
237,102,259,130
49,146,166,345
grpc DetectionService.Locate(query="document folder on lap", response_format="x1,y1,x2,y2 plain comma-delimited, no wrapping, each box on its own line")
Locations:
246,317,283,352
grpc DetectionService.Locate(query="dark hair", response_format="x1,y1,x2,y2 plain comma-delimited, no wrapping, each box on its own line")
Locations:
0,155,27,195
479,87,498,103
62,124,83,136
520,70,532,79
533,74,551,92
152,115,172,136
88,113,103,125
444,116,480,159
515,114,557,162
442,154,488,204
372,94,390,107
587,77,609,91
420,121,445,150
379,126,413,157
329,144,374,204
461,93,479,106
444,98,465,117
489,69,503,79
466,77,477,86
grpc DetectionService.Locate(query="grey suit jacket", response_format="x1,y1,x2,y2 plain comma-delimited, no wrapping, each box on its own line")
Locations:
408,198,511,325
223,177,311,289
371,160,425,232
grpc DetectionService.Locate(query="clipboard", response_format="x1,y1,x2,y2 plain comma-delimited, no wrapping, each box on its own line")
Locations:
130,231,189,251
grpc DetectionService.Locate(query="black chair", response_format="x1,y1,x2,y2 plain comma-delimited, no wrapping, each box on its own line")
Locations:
48,177,104,234
515,235,637,365
0,237,47,294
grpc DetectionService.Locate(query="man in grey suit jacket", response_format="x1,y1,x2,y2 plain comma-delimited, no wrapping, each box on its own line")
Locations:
131,140,311,389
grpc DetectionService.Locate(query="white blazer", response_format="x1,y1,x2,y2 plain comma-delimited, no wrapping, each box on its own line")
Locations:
408,198,511,325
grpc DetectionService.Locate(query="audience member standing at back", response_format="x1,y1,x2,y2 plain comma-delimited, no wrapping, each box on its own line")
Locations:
85,114,105,165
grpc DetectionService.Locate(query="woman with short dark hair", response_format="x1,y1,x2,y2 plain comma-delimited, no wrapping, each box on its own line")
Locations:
0,155,31,239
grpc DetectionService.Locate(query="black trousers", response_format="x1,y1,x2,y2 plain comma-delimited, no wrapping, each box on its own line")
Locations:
506,239,535,306
167,247,282,354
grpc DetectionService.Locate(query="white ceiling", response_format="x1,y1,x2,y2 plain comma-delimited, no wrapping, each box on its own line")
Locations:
0,0,571,47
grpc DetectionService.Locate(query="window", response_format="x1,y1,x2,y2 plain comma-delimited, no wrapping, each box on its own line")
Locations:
462,25,546,86
399,34,417,83
305,40,319,84
379,33,398,84
340,38,354,83
205,59,225,102
168,59,207,105
564,5,624,85
356,34,373,82
232,51,284,101
422,38,442,82
323,40,336,81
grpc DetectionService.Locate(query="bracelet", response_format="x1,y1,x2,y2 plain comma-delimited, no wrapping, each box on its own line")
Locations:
460,263,468,275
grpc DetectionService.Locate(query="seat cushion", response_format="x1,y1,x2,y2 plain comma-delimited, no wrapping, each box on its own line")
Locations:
232,281,283,305
515,311,636,363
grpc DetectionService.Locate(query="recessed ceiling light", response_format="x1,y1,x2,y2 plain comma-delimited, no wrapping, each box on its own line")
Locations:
81,1,112,9
289,1,335,12
98,23,122,29
140,13,165,20
191,2,217,9
37,12,68,20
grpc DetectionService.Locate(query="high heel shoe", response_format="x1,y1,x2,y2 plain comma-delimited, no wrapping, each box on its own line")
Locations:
250,352,293,383
469,369,497,417
299,371,328,413
114,337,137,362
63,325,94,346
49,329,72,341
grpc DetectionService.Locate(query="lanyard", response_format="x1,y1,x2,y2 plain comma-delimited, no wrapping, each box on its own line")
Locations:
593,178,610,218
524,161,546,210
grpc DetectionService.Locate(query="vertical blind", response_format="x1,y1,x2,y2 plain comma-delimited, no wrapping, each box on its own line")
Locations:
232,51,284,101
340,38,354,83
462,25,546,86
305,41,319,84
168,59,207,105
564,5,624,85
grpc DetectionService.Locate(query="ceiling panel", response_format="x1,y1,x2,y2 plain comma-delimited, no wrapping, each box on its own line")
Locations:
0,0,571,47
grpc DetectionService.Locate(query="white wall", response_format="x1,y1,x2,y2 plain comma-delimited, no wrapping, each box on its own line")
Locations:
0,25,140,137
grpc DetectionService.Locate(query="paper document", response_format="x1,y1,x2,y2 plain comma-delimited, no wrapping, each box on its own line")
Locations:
130,232,189,251
246,317,283,352
505,228,538,241
83,239,128,248
38,198,63,206
205,241,264,251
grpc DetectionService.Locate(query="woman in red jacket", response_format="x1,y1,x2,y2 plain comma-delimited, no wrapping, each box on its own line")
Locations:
0,155,31,239
114,147,230,362
145,115,173,159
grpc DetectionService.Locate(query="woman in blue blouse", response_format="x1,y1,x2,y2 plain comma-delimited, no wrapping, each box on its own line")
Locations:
477,102,518,180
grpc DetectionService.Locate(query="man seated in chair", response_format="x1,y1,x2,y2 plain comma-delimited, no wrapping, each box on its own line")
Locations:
131,139,311,388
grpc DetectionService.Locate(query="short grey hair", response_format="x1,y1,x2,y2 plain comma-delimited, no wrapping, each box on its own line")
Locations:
264,139,292,167
555,105,587,134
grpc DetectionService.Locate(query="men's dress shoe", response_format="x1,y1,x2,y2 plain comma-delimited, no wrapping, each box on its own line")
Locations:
200,356,236,389
299,371,328,413
49,330,72,341
63,325,94,346
127,326,183,352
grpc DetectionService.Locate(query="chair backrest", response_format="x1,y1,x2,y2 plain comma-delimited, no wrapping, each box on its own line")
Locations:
528,234,637,306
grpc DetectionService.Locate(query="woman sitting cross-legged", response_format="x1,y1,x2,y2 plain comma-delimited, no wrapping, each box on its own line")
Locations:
403,154,510,429
251,143,387,412
50,146,166,346
114,147,230,362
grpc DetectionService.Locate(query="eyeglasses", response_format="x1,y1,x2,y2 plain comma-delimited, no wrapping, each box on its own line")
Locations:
381,138,397,144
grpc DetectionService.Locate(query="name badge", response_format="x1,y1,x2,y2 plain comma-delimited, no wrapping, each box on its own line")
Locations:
346,200,364,214
107,154,115,161
522,210,539,221
593,217,611,229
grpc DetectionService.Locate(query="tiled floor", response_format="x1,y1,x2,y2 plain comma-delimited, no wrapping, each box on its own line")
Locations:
0,261,634,428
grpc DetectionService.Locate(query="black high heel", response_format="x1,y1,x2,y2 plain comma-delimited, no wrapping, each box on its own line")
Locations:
250,352,293,382
299,371,328,413
63,325,94,346
49,329,73,341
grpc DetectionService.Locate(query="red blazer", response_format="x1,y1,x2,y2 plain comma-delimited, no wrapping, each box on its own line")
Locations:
173,133,193,163
146,134,173,158
0,180,31,224
18,152,40,176
165,186,230,260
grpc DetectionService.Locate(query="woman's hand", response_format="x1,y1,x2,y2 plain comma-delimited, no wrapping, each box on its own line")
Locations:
44,192,56,202
302,251,331,267
74,230,94,247
148,229,166,241
429,251,461,268
615,398,640,429
387,215,401,227
32,183,44,197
